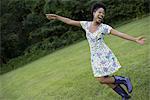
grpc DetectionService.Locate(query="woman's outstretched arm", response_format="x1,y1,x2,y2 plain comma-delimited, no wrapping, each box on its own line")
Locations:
110,28,145,45
46,14,81,27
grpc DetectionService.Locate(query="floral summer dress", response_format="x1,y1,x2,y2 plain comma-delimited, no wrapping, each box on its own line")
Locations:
80,21,121,77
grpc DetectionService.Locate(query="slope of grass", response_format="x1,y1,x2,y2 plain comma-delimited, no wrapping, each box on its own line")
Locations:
0,16,150,100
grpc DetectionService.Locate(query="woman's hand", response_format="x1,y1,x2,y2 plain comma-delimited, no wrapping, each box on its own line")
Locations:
46,14,58,20
135,36,145,45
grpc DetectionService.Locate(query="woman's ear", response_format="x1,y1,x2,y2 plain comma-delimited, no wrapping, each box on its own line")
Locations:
93,12,96,17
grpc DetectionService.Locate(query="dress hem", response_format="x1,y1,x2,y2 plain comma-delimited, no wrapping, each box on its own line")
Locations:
93,66,121,77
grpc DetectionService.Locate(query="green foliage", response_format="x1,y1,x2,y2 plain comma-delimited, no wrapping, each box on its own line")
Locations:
23,13,45,33
0,0,149,74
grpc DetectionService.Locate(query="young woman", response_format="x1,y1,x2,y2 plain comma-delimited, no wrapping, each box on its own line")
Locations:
46,2,145,100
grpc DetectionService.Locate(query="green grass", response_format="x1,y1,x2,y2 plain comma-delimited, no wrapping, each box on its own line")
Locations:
0,16,150,100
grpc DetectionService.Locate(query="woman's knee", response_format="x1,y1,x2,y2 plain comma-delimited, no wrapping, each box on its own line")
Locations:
96,77,106,84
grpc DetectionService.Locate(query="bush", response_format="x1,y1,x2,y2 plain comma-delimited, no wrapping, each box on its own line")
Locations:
1,0,149,74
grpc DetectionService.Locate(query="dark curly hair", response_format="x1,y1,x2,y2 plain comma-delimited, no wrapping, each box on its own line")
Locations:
91,2,106,15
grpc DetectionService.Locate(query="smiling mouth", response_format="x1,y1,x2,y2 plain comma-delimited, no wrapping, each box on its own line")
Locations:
98,16,103,21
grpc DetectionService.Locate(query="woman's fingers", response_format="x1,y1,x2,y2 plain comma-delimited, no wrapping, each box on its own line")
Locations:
135,36,146,45
136,36,146,41
45,14,57,20
138,36,144,40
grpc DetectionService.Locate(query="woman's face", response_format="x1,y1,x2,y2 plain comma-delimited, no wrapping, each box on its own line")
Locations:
93,8,105,24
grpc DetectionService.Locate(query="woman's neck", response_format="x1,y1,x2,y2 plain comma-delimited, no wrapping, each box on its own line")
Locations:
89,20,101,33
92,20,101,26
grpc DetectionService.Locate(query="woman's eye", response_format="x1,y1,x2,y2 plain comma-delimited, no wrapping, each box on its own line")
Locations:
99,12,105,15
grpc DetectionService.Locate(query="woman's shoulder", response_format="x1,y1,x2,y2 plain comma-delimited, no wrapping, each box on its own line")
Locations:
80,21,91,29
101,23,112,35
101,23,112,27
80,21,91,24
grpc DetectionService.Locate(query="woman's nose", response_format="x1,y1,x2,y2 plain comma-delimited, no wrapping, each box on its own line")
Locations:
99,13,104,17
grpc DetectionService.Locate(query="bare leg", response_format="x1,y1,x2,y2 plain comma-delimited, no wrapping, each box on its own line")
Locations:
96,76,115,84
96,76,117,88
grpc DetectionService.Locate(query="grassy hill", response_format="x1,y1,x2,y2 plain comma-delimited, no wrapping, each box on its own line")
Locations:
0,16,149,100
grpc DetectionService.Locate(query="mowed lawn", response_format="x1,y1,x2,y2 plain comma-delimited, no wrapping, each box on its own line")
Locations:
0,16,149,100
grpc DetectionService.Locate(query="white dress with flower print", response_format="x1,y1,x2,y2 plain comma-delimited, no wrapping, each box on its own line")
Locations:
80,21,121,77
